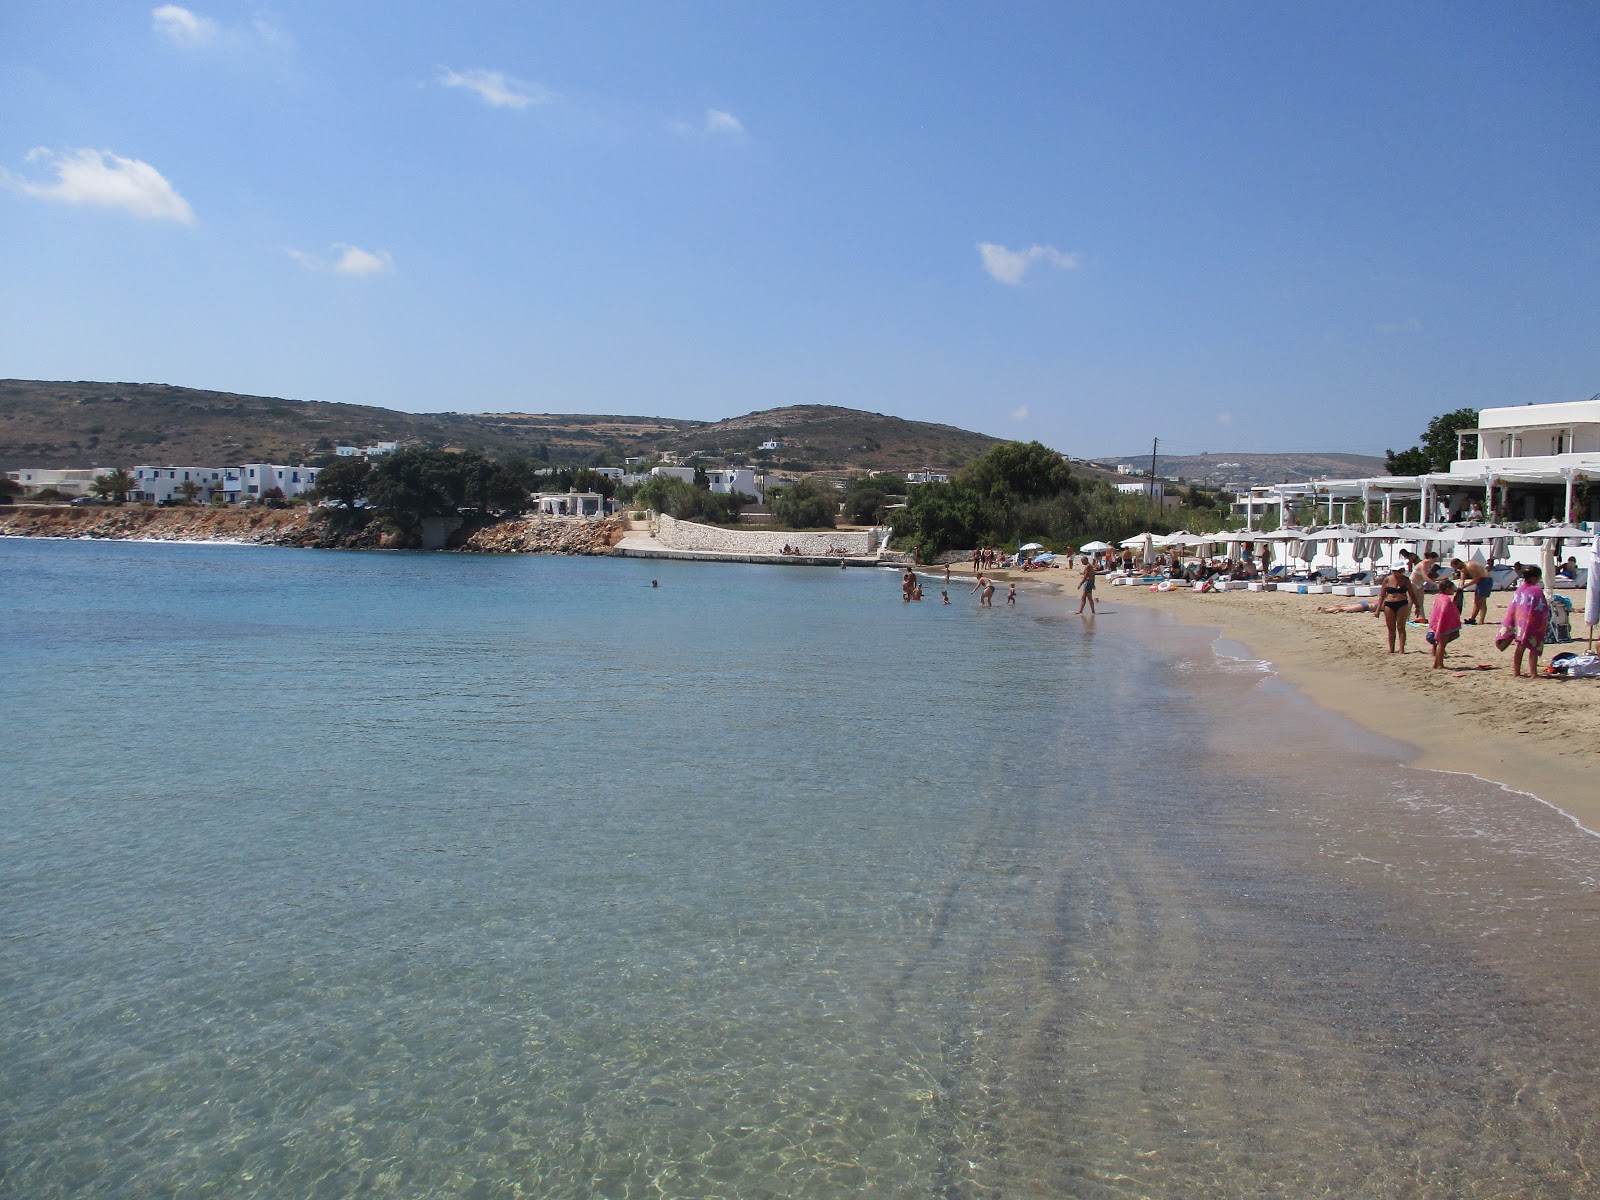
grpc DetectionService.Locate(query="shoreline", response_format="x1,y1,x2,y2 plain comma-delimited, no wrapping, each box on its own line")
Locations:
1033,574,1598,833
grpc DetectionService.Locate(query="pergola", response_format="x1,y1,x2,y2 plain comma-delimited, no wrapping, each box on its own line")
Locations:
1240,476,1423,531
1421,460,1600,526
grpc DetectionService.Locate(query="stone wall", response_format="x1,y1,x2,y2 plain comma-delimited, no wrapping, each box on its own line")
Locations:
656,513,879,556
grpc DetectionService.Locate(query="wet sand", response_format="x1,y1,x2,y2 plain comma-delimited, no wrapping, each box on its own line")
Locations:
992,565,1599,832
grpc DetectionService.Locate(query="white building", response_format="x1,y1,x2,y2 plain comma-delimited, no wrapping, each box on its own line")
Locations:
534,490,607,517
651,466,696,483
223,464,322,501
1422,396,1600,523
705,468,763,499
335,441,400,458
591,467,624,481
906,470,949,485
759,440,783,451
1116,480,1165,500
4,467,108,498
131,465,229,503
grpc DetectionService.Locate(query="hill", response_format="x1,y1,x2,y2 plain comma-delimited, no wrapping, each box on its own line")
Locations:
1098,450,1388,489
648,405,998,472
0,380,700,470
0,381,1000,474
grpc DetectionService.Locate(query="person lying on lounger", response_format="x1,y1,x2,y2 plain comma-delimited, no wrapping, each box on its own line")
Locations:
1317,600,1374,613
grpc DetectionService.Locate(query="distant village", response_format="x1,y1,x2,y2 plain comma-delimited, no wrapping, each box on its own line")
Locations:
6,394,1600,529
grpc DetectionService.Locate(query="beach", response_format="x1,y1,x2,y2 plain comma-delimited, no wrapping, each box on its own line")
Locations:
984,562,1599,832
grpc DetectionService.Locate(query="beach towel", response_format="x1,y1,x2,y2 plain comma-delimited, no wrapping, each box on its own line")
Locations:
1496,582,1551,652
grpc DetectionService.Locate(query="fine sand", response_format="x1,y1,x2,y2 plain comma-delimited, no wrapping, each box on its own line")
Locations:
963,562,1599,831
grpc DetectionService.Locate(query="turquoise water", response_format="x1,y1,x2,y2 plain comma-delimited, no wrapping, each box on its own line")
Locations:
3,538,1599,1198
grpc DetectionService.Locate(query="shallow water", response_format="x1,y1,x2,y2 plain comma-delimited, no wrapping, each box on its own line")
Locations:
3,539,1597,1197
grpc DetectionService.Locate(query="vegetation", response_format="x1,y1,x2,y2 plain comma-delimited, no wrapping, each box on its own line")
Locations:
634,474,745,523
889,440,1239,561
90,468,135,504
1386,407,1478,475
840,472,907,524
767,477,839,529
308,447,532,541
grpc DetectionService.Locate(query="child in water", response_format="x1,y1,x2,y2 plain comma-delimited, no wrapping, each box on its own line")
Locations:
1006,582,1016,605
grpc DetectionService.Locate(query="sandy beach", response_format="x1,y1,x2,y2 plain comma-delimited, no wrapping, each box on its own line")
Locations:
964,562,1600,832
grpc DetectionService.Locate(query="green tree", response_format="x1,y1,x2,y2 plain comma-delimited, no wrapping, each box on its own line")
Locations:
311,457,372,508
961,440,1076,503
365,447,468,534
843,473,905,525
889,480,981,559
1386,407,1478,475
636,475,744,523
177,480,201,505
768,478,839,529
91,468,135,503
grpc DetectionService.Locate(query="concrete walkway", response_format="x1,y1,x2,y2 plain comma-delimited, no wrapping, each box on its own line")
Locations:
611,529,883,567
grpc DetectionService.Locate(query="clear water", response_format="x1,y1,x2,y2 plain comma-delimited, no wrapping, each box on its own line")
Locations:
3,539,1598,1198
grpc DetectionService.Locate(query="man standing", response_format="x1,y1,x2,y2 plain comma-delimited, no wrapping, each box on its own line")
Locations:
1077,556,1098,615
1457,557,1492,624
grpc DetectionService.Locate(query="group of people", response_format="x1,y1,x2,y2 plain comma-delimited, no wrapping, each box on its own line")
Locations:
1360,557,1556,675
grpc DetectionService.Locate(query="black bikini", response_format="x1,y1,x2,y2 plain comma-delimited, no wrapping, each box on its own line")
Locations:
1383,580,1409,611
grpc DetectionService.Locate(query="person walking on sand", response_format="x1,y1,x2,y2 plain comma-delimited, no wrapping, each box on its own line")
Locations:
1427,579,1463,669
1374,565,1422,653
1497,566,1552,679
1077,556,1098,615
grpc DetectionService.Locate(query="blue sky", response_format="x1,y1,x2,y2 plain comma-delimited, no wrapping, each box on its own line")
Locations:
2,3,1595,458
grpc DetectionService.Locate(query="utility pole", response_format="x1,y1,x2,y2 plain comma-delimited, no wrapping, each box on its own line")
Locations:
1148,437,1159,514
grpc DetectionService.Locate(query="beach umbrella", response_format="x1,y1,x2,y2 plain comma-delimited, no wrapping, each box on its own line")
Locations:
1141,532,1154,567
1541,541,1556,600
1019,542,1044,552
1079,539,1112,552
1119,532,1155,549
1527,523,1590,539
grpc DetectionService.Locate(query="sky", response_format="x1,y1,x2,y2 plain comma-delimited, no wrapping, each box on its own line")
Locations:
2,2,1596,458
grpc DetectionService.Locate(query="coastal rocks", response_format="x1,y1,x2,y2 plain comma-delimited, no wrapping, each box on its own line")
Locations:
457,515,623,555
0,505,621,554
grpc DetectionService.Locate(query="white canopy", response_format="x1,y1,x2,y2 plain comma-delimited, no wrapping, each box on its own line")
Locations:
1078,539,1112,552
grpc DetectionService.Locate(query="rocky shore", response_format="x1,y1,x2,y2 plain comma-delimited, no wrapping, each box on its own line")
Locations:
0,505,624,554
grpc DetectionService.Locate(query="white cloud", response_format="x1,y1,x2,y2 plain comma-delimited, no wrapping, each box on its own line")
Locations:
286,242,394,276
438,68,554,110
152,4,217,46
1010,406,1030,422
977,242,1081,285
1218,410,1233,425
672,108,748,138
4,147,194,222
1377,316,1421,335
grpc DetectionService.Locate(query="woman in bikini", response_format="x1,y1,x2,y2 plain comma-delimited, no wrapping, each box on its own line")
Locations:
1374,566,1422,653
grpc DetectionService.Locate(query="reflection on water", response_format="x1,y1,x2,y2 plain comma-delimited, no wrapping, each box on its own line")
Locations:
2,540,1597,1197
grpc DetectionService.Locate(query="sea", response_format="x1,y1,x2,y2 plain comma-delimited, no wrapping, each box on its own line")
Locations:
3,537,1599,1199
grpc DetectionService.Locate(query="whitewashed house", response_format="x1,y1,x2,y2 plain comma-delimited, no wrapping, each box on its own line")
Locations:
223,464,322,501
5,467,108,498
131,465,229,503
705,468,763,499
